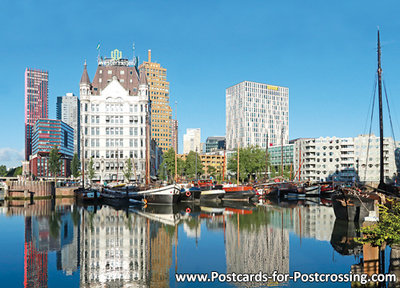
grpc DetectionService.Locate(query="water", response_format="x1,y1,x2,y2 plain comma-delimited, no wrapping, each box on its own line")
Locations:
0,198,397,287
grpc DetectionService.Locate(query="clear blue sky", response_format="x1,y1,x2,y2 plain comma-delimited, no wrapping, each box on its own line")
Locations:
1,0,400,168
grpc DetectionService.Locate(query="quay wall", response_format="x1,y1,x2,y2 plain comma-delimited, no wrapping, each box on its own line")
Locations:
6,180,55,198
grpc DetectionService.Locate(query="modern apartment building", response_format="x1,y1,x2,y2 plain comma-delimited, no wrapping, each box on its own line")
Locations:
25,68,48,160
183,128,201,154
268,143,294,170
139,50,172,153
57,93,80,157
79,49,157,183
205,136,226,153
226,81,289,150
293,135,398,183
29,119,74,178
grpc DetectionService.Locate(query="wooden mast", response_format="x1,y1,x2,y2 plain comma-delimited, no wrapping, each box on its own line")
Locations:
265,134,269,180
377,29,385,188
237,141,240,185
298,143,301,181
145,102,151,185
281,127,284,177
174,101,178,183
81,131,85,188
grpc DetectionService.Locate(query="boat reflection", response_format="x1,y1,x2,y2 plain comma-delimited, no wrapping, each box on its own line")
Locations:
5,196,395,287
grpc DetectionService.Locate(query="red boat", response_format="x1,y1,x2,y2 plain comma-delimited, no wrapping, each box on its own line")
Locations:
222,185,257,201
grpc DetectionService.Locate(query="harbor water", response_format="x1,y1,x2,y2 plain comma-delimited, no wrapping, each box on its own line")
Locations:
0,198,397,287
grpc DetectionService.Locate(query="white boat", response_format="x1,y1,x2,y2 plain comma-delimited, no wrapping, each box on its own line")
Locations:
137,184,181,204
200,189,225,201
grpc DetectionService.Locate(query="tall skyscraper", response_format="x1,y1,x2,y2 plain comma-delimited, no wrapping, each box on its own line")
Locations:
171,119,178,152
80,49,153,183
139,50,172,153
25,68,48,160
226,81,289,150
183,128,201,154
57,93,80,157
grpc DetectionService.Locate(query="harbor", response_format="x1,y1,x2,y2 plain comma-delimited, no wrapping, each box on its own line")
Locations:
1,197,399,287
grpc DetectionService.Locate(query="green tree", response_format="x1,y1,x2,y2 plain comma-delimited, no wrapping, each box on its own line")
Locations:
158,148,184,183
207,166,217,179
185,151,203,179
227,146,266,183
357,201,400,247
71,153,80,179
87,157,95,185
49,145,61,183
13,166,22,176
0,165,7,176
123,158,133,183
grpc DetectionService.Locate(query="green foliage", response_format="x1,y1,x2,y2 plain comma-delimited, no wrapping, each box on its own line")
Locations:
270,165,292,179
227,146,267,182
0,165,7,176
88,157,95,181
357,201,400,247
207,166,217,178
71,153,80,178
158,148,184,182
6,166,22,177
123,158,133,182
185,151,204,178
49,145,61,180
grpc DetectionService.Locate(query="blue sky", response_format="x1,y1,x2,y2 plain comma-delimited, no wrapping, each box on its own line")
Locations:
1,0,400,168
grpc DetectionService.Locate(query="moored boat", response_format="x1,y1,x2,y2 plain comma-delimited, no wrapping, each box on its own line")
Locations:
200,189,225,201
180,186,201,202
138,184,181,204
222,185,257,201
331,187,382,222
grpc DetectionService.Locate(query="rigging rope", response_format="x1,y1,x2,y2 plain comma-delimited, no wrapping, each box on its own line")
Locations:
363,74,378,134
364,75,377,182
383,79,396,143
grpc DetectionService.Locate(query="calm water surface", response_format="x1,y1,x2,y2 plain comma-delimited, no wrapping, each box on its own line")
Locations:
0,198,397,287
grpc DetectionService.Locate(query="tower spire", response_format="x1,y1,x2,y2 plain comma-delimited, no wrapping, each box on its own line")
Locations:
80,60,90,85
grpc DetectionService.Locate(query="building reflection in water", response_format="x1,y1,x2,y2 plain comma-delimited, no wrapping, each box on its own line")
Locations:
17,199,79,288
80,205,174,288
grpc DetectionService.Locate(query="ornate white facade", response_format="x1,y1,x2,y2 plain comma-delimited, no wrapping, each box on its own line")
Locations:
80,53,150,183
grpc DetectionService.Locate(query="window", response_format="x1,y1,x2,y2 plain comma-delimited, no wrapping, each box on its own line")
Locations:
108,70,112,75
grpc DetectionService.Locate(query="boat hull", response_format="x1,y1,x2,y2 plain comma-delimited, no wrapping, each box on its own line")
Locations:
222,186,257,201
331,191,376,222
200,190,225,201
139,185,181,205
180,187,201,201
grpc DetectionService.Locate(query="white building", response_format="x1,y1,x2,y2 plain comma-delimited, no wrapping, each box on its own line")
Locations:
57,93,80,157
293,135,398,183
80,206,148,287
226,81,289,150
183,128,201,154
80,50,151,183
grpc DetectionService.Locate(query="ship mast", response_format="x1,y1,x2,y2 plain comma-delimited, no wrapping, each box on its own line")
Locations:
377,29,384,187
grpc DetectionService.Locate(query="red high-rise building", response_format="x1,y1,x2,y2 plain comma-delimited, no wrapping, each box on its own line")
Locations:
25,68,48,160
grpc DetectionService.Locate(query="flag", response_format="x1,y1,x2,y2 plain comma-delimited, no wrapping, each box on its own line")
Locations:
96,42,101,50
